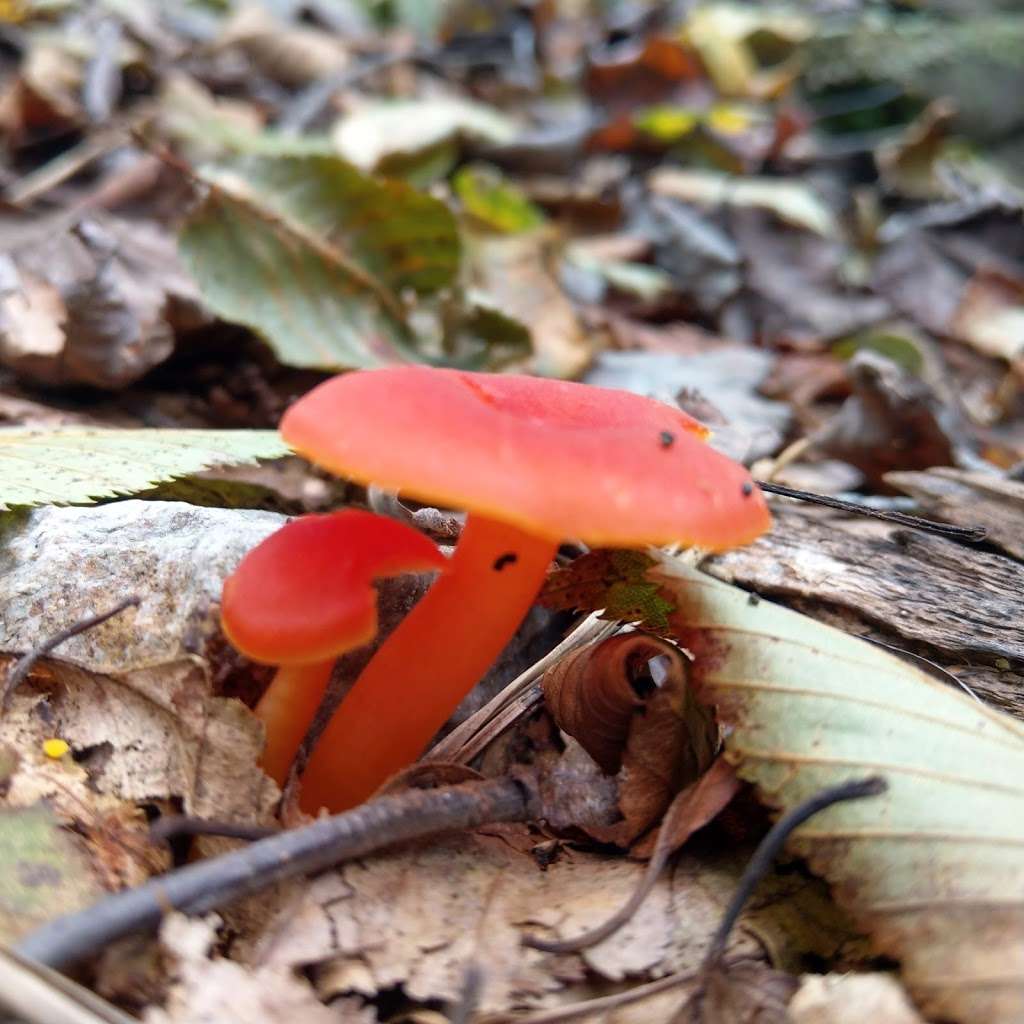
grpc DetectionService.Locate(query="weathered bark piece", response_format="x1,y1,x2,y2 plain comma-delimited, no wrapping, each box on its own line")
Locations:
705,507,1024,715
886,467,1024,560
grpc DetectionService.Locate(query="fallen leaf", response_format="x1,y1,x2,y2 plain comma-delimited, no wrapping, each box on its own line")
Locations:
951,269,1024,365
0,214,205,389
332,98,519,175
651,168,838,237
648,550,1024,1023
463,229,590,378
875,99,961,200
453,162,545,234
789,972,925,1024
148,914,344,1024
0,428,288,509
260,830,846,1015
0,803,103,946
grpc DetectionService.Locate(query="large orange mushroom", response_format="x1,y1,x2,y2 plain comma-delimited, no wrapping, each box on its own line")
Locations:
221,509,447,785
283,366,771,812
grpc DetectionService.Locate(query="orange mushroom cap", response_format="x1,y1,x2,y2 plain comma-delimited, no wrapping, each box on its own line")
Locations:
281,367,770,551
221,509,447,666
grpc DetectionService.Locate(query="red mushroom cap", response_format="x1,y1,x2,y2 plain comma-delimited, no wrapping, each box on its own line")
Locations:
221,509,447,665
281,367,770,551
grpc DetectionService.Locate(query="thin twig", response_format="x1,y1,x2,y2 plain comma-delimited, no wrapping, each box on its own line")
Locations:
148,816,278,844
700,775,887,971
482,967,700,1024
16,774,539,971
1,596,141,712
756,480,987,542
523,783,695,954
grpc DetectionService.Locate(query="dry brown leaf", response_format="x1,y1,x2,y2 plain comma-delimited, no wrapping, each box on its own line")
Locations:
464,229,590,379
951,268,1024,366
258,829,852,1016
145,915,345,1024
0,214,206,389
789,973,925,1024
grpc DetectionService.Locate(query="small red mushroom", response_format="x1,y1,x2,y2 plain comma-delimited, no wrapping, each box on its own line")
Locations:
220,509,447,786
282,366,772,812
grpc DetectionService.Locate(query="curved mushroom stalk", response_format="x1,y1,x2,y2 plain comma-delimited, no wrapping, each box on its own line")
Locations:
298,513,557,813
255,659,334,785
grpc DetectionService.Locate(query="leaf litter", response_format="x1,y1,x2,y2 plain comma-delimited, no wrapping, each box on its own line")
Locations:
0,1,1023,1022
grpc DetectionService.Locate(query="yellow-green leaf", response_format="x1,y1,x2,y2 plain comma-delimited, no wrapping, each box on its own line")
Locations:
0,428,289,510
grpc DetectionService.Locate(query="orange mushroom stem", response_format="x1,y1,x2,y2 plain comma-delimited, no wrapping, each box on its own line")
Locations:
297,513,557,812
282,367,772,813
220,509,447,786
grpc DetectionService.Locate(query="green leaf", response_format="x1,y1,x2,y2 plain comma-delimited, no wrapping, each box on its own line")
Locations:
203,155,461,296
453,163,546,234
180,155,463,370
648,551,1024,1024
832,329,926,375
0,428,289,510
0,803,102,945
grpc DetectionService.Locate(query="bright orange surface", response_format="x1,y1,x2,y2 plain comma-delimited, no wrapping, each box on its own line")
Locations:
221,509,447,665
298,514,558,813
282,367,770,551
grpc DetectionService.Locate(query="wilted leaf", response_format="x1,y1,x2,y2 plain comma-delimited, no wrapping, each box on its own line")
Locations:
651,168,838,237
0,803,102,945
649,551,1024,1023
332,98,519,175
0,428,288,510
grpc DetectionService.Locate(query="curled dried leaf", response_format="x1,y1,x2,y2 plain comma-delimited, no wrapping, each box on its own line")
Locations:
542,633,688,775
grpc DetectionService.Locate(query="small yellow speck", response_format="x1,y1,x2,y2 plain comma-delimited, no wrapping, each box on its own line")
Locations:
43,738,69,759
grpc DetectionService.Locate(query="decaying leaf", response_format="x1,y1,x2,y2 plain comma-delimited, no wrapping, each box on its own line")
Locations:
789,972,925,1024
0,428,288,510
648,551,1024,1023
463,229,589,378
259,829,854,1016
149,915,344,1024
0,803,103,946
542,549,674,633
0,214,206,389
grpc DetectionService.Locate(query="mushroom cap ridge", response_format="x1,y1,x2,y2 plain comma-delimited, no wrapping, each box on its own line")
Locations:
282,367,770,551
221,508,447,665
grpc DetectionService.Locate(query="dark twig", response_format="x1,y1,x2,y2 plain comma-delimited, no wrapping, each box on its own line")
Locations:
701,775,887,971
148,816,278,844
16,774,539,971
756,480,987,542
1,596,141,712
523,783,694,954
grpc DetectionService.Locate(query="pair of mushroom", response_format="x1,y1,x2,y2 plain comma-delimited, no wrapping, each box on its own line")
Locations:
222,366,770,813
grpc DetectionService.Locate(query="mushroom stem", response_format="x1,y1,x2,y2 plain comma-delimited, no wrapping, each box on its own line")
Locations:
299,513,558,812
255,660,334,785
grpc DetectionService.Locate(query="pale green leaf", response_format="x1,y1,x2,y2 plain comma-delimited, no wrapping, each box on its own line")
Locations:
0,428,289,510
648,551,1024,1024
333,98,519,174
453,163,545,234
